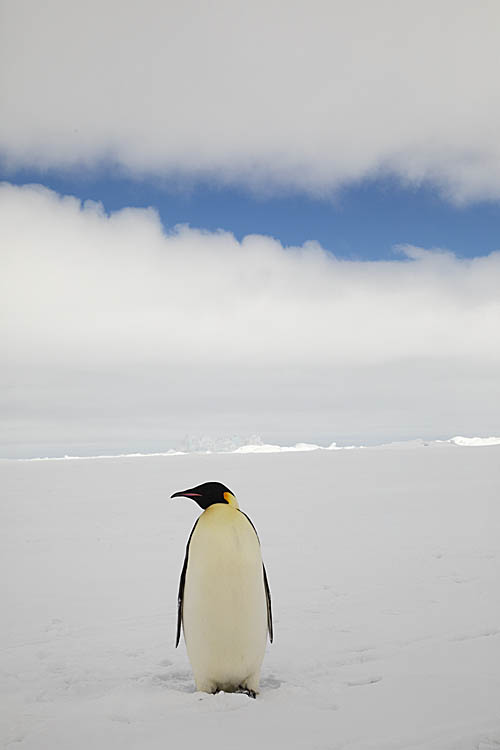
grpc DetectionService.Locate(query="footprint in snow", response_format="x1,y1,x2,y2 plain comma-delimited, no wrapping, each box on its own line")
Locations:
151,669,195,693
109,714,132,725
260,674,283,690
346,675,383,687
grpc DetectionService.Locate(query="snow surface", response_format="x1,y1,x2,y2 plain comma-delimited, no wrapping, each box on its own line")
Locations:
19,435,500,460
449,436,500,448
2,446,500,749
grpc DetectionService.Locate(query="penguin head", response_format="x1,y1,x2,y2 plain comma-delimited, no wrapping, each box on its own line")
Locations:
171,481,239,509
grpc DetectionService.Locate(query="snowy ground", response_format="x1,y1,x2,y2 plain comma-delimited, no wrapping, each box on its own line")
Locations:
1,445,500,749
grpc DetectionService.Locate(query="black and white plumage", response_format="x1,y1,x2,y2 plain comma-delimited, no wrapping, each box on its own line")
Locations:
172,481,273,696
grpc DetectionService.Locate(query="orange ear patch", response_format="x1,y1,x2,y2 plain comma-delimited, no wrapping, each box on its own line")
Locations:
223,491,239,508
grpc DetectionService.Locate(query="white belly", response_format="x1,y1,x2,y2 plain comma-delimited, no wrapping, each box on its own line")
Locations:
182,504,268,693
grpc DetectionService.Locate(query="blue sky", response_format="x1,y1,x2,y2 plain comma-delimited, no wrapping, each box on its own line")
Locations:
3,166,499,261
1,1,499,456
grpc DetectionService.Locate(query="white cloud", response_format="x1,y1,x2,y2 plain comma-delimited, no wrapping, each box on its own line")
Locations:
1,1,500,201
1,182,499,456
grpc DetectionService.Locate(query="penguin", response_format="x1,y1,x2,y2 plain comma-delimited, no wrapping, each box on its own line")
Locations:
171,481,273,697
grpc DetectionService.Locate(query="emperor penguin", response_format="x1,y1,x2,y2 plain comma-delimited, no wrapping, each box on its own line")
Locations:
171,481,273,697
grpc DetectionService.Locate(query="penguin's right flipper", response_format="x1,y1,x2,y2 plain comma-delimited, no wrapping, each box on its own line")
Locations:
176,517,200,647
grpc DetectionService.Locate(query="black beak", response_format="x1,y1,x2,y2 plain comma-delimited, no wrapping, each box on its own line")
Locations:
171,489,202,499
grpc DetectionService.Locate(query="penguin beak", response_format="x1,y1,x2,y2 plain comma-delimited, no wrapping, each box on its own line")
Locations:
171,490,202,499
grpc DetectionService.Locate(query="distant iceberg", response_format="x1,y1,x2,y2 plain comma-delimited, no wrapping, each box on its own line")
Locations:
448,436,500,447
16,435,500,461
233,442,322,453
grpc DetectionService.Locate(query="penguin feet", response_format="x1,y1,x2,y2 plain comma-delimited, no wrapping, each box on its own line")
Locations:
236,685,257,699
201,682,258,698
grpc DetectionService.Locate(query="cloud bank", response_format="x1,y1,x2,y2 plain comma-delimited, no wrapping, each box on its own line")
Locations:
2,182,499,456
1,1,500,202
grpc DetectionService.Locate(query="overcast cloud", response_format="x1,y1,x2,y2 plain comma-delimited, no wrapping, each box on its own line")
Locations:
1,1,500,201
2,183,499,456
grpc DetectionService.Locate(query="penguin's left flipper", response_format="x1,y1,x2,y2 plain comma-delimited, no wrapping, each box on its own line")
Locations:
239,510,273,643
262,561,273,643
175,517,200,647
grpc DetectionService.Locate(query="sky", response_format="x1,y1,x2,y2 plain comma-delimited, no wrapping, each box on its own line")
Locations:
1,0,500,457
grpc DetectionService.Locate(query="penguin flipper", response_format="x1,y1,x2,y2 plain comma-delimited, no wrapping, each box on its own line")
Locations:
238,510,274,644
176,517,200,647
263,562,273,643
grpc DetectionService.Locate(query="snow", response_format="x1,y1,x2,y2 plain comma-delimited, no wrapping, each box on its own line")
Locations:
1,445,500,749
19,435,500,461
233,442,323,453
26,450,187,461
449,436,500,447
